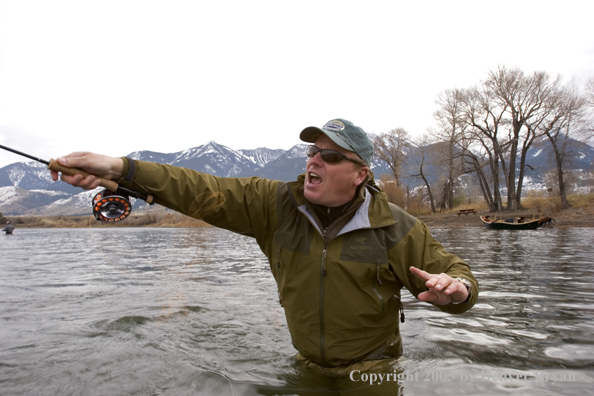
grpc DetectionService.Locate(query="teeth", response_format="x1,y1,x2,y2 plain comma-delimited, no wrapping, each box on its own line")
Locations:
309,172,320,179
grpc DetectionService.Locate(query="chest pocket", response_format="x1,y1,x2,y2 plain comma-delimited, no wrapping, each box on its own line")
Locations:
337,228,404,309
274,208,315,255
271,209,314,292
339,228,390,263
271,211,320,308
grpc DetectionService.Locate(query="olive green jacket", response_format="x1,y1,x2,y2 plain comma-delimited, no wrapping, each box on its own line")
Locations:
118,159,478,368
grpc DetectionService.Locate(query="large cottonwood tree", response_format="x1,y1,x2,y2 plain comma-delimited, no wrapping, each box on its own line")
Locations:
485,66,561,210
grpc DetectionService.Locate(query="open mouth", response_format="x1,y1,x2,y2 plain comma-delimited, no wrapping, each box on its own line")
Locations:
308,171,322,185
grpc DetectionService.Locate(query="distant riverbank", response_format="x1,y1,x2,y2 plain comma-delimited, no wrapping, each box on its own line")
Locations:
3,195,593,229
3,208,593,230
419,194,594,228
1,210,210,229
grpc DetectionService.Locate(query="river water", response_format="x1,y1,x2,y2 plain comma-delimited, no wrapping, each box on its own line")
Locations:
1,226,593,395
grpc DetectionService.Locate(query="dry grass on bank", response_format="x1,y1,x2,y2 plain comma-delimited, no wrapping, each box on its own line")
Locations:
521,192,594,214
414,193,594,216
416,193,594,228
5,210,210,229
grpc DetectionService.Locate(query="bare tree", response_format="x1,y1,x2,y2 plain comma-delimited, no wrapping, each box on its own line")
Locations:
459,139,500,211
458,85,510,212
541,82,588,208
584,76,594,142
485,66,561,210
373,128,409,188
409,134,437,213
433,89,467,210
429,67,594,213
585,76,594,109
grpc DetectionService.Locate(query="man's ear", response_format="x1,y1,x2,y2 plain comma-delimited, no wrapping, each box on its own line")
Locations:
354,167,369,187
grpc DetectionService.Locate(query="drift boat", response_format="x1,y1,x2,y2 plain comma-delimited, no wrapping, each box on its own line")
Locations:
480,215,555,230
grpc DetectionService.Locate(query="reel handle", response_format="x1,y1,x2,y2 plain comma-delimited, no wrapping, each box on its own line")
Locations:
47,159,154,204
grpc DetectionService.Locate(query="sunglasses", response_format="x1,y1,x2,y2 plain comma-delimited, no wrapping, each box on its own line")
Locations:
307,145,366,166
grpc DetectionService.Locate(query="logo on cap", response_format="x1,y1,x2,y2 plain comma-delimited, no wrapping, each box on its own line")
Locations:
323,120,345,131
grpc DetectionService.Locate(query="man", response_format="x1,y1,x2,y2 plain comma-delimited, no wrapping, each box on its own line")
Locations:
50,118,478,371
2,221,15,235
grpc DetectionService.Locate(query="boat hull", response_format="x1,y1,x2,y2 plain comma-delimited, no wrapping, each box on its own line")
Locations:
480,216,554,230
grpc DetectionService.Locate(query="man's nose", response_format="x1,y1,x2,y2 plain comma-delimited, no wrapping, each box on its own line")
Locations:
307,152,324,166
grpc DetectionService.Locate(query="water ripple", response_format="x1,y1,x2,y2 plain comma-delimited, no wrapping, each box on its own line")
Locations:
1,227,593,395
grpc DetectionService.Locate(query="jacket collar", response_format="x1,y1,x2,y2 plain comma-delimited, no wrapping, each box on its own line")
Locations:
290,174,396,230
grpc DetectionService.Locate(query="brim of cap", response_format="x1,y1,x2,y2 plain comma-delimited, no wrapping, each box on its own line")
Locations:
299,126,354,153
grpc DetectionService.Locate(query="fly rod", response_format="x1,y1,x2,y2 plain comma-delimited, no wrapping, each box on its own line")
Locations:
0,144,153,222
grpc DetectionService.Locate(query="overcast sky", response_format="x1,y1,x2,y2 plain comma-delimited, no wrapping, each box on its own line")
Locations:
0,0,593,168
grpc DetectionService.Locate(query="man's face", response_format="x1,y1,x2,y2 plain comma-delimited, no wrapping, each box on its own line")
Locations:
304,134,368,207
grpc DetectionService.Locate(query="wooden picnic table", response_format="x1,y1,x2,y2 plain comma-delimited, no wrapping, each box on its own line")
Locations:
457,209,477,216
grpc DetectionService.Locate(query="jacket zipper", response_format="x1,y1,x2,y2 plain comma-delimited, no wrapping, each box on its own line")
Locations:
372,263,385,317
276,245,283,306
291,190,400,365
276,245,282,273
375,263,383,286
319,228,328,365
394,292,405,323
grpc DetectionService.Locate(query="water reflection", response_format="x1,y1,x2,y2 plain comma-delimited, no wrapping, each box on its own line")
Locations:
0,227,593,395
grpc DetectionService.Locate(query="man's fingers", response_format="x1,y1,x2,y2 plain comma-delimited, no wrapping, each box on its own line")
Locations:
57,152,89,168
418,290,449,305
432,276,454,291
411,266,469,305
444,282,461,295
60,173,100,190
60,173,82,186
410,266,451,289
418,289,454,305
417,290,435,303
409,266,431,282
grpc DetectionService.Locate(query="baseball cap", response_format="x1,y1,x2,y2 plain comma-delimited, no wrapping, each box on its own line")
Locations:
300,118,374,165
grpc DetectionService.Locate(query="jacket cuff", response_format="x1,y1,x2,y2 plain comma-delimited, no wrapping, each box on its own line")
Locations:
119,157,136,182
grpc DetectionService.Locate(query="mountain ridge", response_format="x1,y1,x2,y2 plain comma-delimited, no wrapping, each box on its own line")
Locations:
1,138,592,216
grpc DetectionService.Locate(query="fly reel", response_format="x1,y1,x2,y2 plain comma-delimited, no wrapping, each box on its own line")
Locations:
0,145,154,224
92,189,132,222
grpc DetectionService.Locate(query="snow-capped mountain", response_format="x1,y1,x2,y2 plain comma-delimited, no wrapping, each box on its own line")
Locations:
0,141,309,216
238,147,286,168
0,161,54,190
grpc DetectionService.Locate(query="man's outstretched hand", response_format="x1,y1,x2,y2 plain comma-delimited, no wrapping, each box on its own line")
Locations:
49,152,124,190
409,266,469,305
